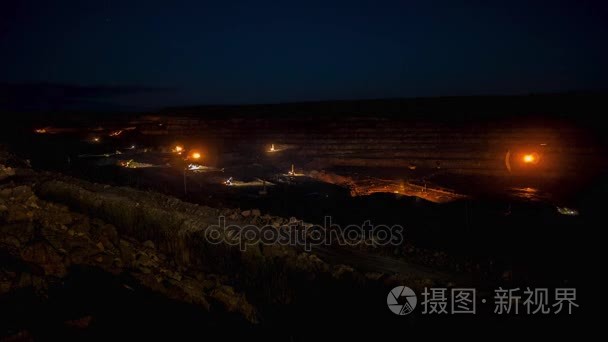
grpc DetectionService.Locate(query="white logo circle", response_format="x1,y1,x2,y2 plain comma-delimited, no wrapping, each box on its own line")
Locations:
387,286,417,315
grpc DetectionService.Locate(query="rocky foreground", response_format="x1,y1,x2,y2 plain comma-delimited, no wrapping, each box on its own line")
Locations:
0,147,455,338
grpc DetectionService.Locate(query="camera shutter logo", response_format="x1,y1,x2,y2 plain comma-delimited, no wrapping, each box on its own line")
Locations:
387,286,417,315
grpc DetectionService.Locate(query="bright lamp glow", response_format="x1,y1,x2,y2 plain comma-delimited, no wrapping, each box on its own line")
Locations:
523,153,541,164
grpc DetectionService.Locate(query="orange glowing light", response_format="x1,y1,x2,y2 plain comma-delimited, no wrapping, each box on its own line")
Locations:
191,152,201,160
523,154,536,164
172,145,184,154
93,137,100,142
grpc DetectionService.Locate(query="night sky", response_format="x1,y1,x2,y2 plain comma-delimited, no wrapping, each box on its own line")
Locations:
1,0,607,110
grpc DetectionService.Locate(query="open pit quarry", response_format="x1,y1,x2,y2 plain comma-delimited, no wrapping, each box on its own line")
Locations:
1,147,460,338
142,105,603,183
1,96,602,337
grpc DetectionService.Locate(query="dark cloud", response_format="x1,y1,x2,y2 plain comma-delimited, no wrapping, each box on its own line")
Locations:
0,82,173,98
0,83,175,111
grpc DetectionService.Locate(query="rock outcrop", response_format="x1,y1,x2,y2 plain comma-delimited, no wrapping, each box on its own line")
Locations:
1,151,455,334
0,182,257,323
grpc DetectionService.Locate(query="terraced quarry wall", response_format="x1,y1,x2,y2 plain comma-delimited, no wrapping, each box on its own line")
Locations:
157,116,602,179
